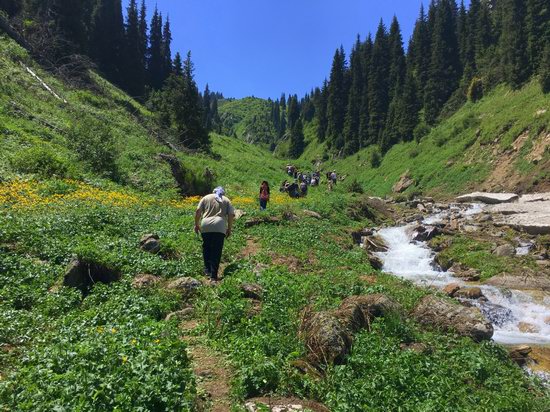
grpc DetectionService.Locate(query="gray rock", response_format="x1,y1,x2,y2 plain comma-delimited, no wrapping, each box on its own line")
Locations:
132,274,161,289
141,238,161,254
241,283,264,300
303,210,322,219
167,277,202,298
412,295,494,342
456,192,519,204
165,307,195,321
493,244,516,257
484,273,550,291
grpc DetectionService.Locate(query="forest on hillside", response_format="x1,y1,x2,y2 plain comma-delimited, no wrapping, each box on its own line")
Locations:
0,0,221,150
255,0,550,159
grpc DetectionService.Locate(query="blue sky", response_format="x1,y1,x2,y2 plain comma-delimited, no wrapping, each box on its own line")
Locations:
126,1,433,99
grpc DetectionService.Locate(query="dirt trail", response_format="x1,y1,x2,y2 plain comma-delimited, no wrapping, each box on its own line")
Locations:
180,320,234,411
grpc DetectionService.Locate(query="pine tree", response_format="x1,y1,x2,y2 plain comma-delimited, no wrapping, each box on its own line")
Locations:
315,81,329,142
343,36,363,155
368,20,390,143
211,97,221,133
526,0,550,73
424,0,461,124
173,52,183,76
358,34,372,148
124,0,145,98
540,43,550,94
326,47,347,150
287,95,300,130
279,93,287,138
397,69,421,142
408,5,431,99
91,0,126,86
272,99,281,136
148,8,164,89
288,118,305,158
498,0,529,88
51,0,87,53
387,17,406,102
0,0,23,16
162,16,173,80
202,84,212,131
138,0,148,61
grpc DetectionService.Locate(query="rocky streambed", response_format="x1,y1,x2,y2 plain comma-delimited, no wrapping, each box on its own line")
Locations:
359,192,550,379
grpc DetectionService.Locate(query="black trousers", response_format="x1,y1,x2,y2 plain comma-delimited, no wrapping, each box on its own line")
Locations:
201,232,225,279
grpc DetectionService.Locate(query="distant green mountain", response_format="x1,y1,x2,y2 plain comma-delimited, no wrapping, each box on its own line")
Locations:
218,97,278,148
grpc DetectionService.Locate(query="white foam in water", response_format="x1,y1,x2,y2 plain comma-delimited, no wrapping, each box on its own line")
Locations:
375,203,550,345
376,225,454,287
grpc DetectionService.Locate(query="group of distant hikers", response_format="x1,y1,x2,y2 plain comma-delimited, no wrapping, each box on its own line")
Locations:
193,167,338,282
281,164,338,198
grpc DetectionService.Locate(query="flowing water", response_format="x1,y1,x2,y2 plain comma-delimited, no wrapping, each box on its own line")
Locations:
375,204,550,345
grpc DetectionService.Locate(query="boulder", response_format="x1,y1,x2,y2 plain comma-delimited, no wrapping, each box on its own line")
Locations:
484,273,550,291
340,294,402,320
234,209,246,220
413,226,440,242
399,342,429,354
165,307,194,321
454,287,483,300
351,228,373,245
333,301,369,333
518,322,540,334
493,244,516,257
412,295,494,342
300,310,352,365
140,234,161,254
167,277,202,298
450,264,481,282
241,283,264,300
392,171,415,193
456,192,519,205
363,235,388,253
63,258,121,293
244,216,282,228
443,283,461,297
507,345,532,366
367,253,384,270
132,274,161,289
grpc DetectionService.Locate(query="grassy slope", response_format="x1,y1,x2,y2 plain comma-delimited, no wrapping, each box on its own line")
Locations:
0,35,549,410
218,97,277,147
304,82,550,198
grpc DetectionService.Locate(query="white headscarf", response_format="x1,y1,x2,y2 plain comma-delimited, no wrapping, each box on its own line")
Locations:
213,186,225,202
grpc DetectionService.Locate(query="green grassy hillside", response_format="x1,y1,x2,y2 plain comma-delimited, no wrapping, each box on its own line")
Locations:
218,97,277,148
303,82,550,197
1,34,549,411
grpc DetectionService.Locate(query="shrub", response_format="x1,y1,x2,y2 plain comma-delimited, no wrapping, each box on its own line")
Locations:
347,179,364,194
68,116,119,179
369,148,382,168
413,121,430,142
467,77,484,102
11,145,70,178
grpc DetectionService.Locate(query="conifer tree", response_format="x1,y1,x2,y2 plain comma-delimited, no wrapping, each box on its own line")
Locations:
424,0,461,124
138,0,148,61
289,118,305,158
179,52,209,149
51,0,87,53
326,47,347,150
498,0,529,88
272,100,281,136
315,81,329,142
91,0,125,86
540,44,550,94
211,97,221,133
287,95,300,130
124,0,145,98
387,17,406,102
173,52,183,76
202,84,212,131
358,34,373,148
343,37,363,155
408,5,431,99
368,20,390,143
162,16,173,80
526,0,550,73
279,93,287,138
148,8,164,89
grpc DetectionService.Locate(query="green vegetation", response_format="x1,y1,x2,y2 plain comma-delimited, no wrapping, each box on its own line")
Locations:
218,97,278,147
0,28,549,411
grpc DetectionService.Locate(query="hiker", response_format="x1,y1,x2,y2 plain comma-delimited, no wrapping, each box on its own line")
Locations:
194,186,235,282
287,181,300,198
300,181,308,196
330,171,337,185
259,181,270,210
